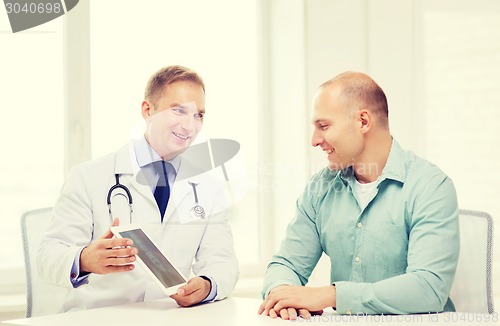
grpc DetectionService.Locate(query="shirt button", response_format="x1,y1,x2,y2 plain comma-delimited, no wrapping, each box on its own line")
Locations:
355,256,360,262
357,223,363,228
346,309,352,315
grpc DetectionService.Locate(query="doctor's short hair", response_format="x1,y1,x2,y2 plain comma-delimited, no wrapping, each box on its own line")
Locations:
144,65,206,106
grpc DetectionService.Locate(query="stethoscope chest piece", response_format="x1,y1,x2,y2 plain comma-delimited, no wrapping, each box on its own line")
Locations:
189,182,206,219
190,205,206,219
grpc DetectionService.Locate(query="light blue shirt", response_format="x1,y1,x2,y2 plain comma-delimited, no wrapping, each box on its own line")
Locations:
262,139,459,315
133,135,180,191
71,135,217,302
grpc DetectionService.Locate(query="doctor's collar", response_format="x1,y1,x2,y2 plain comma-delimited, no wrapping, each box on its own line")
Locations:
133,135,181,174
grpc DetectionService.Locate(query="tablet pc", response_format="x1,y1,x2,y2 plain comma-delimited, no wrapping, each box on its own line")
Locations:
110,224,187,296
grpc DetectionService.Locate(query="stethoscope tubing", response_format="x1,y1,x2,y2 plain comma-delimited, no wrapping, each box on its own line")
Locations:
189,182,206,219
107,174,205,220
107,174,133,218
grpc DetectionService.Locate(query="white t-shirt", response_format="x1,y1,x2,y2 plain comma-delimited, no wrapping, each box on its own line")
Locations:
353,179,378,210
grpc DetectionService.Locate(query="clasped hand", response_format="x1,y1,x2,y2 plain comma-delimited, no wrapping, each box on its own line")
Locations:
258,285,336,320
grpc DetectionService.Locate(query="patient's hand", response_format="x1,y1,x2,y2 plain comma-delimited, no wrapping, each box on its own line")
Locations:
258,285,333,319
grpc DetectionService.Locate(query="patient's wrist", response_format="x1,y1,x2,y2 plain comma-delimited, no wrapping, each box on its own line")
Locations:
328,284,337,309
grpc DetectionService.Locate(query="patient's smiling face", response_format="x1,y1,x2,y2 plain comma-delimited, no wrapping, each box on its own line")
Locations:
311,85,364,171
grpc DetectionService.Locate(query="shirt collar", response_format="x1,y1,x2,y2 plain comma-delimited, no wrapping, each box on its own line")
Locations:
338,138,406,186
133,134,181,174
379,139,406,184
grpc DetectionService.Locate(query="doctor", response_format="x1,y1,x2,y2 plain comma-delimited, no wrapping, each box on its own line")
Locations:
38,65,239,312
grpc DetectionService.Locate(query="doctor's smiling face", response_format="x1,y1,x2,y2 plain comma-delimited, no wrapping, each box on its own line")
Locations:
142,80,205,161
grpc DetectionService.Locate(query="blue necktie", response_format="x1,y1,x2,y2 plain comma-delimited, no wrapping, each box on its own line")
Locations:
153,161,170,221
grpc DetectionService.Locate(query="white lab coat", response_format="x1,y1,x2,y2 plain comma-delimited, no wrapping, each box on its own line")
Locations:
37,142,239,312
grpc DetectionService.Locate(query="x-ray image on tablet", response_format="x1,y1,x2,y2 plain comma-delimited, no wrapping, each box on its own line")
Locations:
111,225,187,295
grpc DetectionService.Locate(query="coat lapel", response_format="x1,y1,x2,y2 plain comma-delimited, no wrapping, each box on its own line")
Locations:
163,156,206,223
113,143,213,224
163,179,190,222
114,143,157,208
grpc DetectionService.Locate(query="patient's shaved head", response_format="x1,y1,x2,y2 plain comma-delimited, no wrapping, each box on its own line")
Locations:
320,72,389,128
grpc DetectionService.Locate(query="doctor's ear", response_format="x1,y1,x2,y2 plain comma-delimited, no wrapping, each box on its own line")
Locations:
141,100,154,120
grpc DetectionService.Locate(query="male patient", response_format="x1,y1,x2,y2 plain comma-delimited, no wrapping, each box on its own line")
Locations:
259,71,459,319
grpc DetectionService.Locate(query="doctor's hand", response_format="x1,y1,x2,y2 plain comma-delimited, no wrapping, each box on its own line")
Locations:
80,218,137,274
170,276,212,307
258,285,330,320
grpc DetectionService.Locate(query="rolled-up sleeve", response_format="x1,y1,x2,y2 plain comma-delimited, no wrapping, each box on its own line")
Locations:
262,179,324,298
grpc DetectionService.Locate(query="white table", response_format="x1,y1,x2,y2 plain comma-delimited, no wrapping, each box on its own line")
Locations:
2,297,498,325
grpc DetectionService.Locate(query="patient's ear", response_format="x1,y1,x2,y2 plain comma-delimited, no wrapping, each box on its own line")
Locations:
359,109,371,134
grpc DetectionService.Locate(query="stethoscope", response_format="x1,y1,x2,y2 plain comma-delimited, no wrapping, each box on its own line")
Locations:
106,174,206,220
107,174,133,220
188,182,206,219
